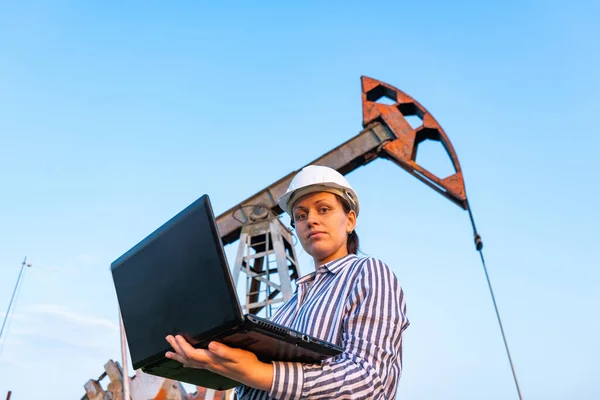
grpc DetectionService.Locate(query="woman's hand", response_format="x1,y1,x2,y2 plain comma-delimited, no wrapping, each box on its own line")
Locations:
165,335,274,392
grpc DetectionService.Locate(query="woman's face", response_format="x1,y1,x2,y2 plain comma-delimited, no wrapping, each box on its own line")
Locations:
292,191,356,266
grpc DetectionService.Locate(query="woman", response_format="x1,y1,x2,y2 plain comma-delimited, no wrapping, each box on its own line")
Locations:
166,165,409,399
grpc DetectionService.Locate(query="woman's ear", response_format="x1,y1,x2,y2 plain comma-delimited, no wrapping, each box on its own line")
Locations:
346,210,357,233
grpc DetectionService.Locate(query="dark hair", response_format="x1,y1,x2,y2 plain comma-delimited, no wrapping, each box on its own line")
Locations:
289,193,359,255
338,195,359,255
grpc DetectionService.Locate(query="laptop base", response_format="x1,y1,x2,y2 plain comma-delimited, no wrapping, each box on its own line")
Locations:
141,315,342,390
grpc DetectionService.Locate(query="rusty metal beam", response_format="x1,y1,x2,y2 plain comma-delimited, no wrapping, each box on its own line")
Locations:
216,76,469,246
216,122,396,245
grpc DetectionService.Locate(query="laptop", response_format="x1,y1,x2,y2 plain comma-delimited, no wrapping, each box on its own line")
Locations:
110,194,343,390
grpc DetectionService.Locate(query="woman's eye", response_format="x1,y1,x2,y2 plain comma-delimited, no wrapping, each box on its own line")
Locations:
319,207,329,213
295,213,306,221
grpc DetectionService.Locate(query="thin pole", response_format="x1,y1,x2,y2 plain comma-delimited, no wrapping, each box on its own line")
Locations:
476,249,523,399
6,391,12,400
468,207,523,399
0,258,30,341
120,312,131,400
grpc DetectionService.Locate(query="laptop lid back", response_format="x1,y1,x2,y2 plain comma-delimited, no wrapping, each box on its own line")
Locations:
111,195,243,369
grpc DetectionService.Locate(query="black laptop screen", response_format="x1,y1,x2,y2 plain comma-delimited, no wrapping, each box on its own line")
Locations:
111,195,242,368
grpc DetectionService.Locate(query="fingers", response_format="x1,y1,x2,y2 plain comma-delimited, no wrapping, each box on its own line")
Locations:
165,335,251,375
166,335,184,355
164,336,268,388
175,335,198,355
166,335,216,369
165,350,189,366
166,335,198,367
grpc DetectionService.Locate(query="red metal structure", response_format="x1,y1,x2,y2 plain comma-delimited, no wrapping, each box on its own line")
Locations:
217,76,473,245
361,76,467,209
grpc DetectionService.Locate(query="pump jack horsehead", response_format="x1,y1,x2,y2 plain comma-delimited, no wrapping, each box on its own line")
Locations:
360,76,468,210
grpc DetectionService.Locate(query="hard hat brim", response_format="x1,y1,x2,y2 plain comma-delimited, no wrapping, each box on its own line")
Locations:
278,183,359,217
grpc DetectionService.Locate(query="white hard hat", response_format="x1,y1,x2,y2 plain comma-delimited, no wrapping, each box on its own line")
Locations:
277,165,360,217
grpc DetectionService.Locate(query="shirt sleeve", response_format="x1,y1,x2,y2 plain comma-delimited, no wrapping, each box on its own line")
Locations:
267,258,409,400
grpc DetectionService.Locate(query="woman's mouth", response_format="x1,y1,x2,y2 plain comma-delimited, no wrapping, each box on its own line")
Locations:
308,231,326,239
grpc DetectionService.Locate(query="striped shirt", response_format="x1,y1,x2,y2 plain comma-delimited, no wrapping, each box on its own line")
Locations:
236,254,409,400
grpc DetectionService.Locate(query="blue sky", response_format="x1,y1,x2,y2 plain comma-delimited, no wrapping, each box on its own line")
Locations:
1,1,599,399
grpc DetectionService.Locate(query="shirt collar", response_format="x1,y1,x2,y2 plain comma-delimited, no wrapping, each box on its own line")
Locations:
296,254,358,286
317,253,357,275
296,272,316,286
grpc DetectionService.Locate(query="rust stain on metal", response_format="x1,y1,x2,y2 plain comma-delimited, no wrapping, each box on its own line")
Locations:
361,76,468,209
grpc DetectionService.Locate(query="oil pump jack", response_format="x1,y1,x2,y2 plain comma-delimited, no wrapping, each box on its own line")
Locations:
222,75,474,317
220,76,521,399
82,76,521,400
